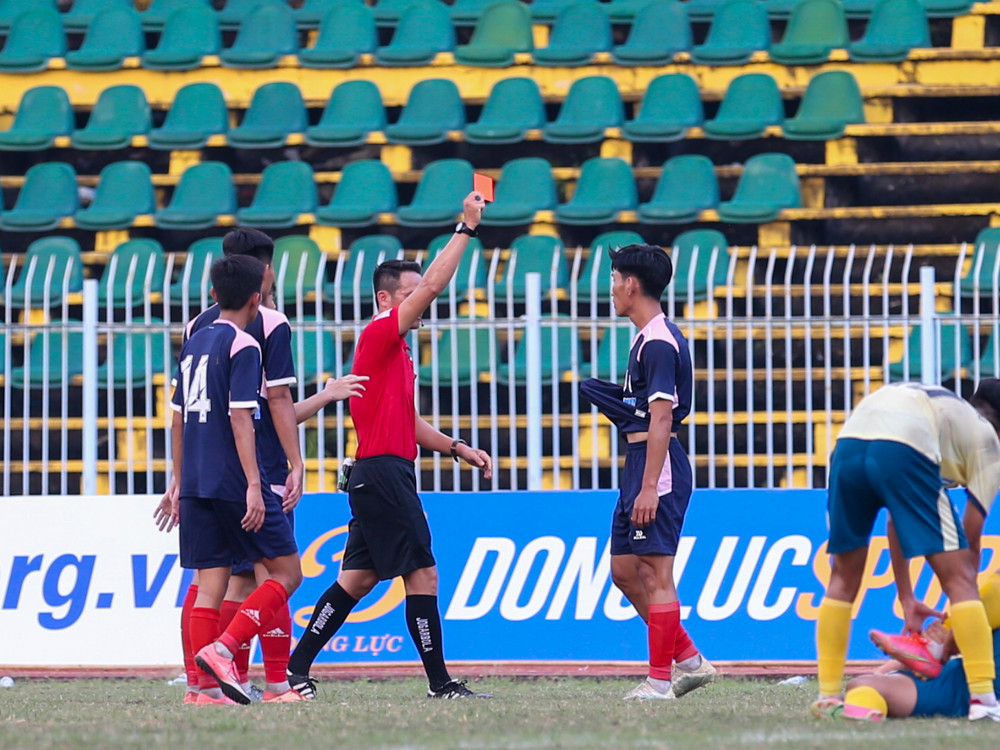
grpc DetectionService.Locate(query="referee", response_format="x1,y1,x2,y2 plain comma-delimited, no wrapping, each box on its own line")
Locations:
287,191,493,699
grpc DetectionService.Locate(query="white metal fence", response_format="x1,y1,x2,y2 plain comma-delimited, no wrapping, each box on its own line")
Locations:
2,240,997,495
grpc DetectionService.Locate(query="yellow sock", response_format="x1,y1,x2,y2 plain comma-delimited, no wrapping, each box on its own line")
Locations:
844,685,888,715
816,597,854,697
950,599,996,696
979,573,1000,630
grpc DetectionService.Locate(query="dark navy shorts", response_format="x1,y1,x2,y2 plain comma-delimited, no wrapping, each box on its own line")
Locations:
179,484,298,570
827,438,966,558
231,506,294,576
910,629,1000,717
610,439,692,557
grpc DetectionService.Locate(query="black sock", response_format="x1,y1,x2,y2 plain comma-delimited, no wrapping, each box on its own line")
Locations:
405,594,452,691
287,582,358,676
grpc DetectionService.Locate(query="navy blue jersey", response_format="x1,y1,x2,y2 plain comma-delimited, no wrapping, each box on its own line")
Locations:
186,304,297,486
171,320,262,502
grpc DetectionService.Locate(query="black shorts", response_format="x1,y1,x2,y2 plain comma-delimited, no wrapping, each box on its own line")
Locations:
341,455,436,580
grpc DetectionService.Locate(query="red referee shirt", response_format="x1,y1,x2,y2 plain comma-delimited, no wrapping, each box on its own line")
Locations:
349,306,417,460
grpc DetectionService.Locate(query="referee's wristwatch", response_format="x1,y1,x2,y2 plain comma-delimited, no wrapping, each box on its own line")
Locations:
450,438,468,462
455,221,478,238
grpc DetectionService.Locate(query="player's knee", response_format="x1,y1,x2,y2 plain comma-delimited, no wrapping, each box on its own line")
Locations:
846,675,873,691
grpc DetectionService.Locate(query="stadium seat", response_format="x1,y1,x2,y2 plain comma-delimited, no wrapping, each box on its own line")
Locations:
622,73,702,143
0,0,57,32
555,157,637,225
671,229,731,298
543,76,624,145
220,3,298,68
717,153,802,223
574,230,644,303
74,162,155,231
97,321,169,387
605,0,658,21
98,239,167,307
979,327,1000,377
147,82,229,150
761,0,803,19
497,316,575,385
530,0,579,22
216,0,285,30
0,87,74,151
590,323,634,379
374,1,455,66
421,233,487,299
65,9,144,72
325,234,405,304
272,235,324,300
612,0,691,66
493,234,570,302
294,0,355,29
0,8,66,73
783,71,865,141
920,0,974,17
0,162,78,232
227,82,307,149
889,318,972,381
960,227,1000,298
841,0,880,17
9,324,85,388
298,3,376,68
397,159,475,227
848,0,930,62
236,161,317,229
465,77,546,145
169,236,222,303
372,0,423,26
3,237,84,309
690,0,771,66
479,157,557,226
385,79,465,146
770,0,850,65
71,85,151,150
453,0,533,67
315,159,398,228
450,0,497,24
703,73,784,140
141,5,220,71
155,162,236,230
638,155,719,224
139,0,212,32
418,326,493,386
289,317,337,382
304,80,385,148
683,0,730,21
62,0,132,32
533,2,613,67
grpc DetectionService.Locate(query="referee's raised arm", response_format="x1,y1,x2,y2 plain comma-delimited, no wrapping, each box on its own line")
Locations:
394,191,485,336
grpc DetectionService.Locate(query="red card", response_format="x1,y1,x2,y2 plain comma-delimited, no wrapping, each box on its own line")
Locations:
473,173,495,202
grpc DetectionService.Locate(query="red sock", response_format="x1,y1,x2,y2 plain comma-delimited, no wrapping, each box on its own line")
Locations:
189,606,221,691
674,620,699,663
180,584,199,688
218,579,289,658
260,602,292,685
219,599,250,684
648,601,680,680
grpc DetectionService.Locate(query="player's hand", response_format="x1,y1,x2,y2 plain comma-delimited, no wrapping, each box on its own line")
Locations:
901,599,945,634
242,485,266,532
154,479,180,532
457,444,493,480
323,374,368,403
282,464,304,513
631,487,659,529
462,191,486,228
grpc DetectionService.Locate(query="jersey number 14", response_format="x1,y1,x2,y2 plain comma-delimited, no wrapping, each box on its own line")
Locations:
180,354,212,423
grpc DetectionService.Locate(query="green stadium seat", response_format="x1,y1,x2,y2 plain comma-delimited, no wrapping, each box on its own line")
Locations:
530,0,579,22
465,77,545,145
375,1,455,65
638,155,719,224
62,0,132,32
0,0,57,32
960,228,1000,298
889,318,972,381
216,0,285,30
142,5,220,71
497,316,575,385
0,8,65,73
9,324,85,389
691,0,771,65
0,87,74,151
717,153,801,223
236,161,317,229
372,0,422,26
272,235,323,300
421,233,487,300
479,157,556,227
169,236,222,304
139,0,212,32
761,0,801,19
418,326,493,386
156,162,236,230
703,73,784,141
841,0,880,17
849,0,930,62
0,162,78,232
612,0,691,66
450,0,497,24
227,82,307,149
605,0,657,21
65,8,144,72
622,73,702,143
289,317,337,382
98,321,169,387
148,82,228,150
71,85,151,150
493,234,570,302
683,0,730,21
574,230,644,303
977,327,1000,377
590,323,634,379
298,3,376,68
671,229,731,299
304,80,385,147
555,157,637,225
783,71,865,141
316,160,397,228
295,0,360,28
920,0,974,18
770,0,850,65
220,3,298,69
543,76,623,145
74,162,154,231
397,159,475,227
3,237,83,309
98,239,167,308
325,234,404,304
385,79,465,146
533,2,612,67
453,0,533,67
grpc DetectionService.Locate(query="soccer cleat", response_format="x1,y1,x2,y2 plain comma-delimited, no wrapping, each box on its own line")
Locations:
195,644,251,706
427,679,491,699
810,696,844,720
969,701,1000,721
194,691,238,706
623,679,676,701
286,670,318,701
671,657,718,698
869,630,942,680
842,702,885,722
246,684,264,703
263,689,309,703
183,691,199,705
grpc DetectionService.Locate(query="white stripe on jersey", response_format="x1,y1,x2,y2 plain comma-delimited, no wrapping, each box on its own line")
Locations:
937,488,960,552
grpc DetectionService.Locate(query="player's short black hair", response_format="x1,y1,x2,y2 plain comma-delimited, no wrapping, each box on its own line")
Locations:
373,258,422,298
223,227,274,264
211,255,264,311
970,378,1000,431
608,243,674,300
